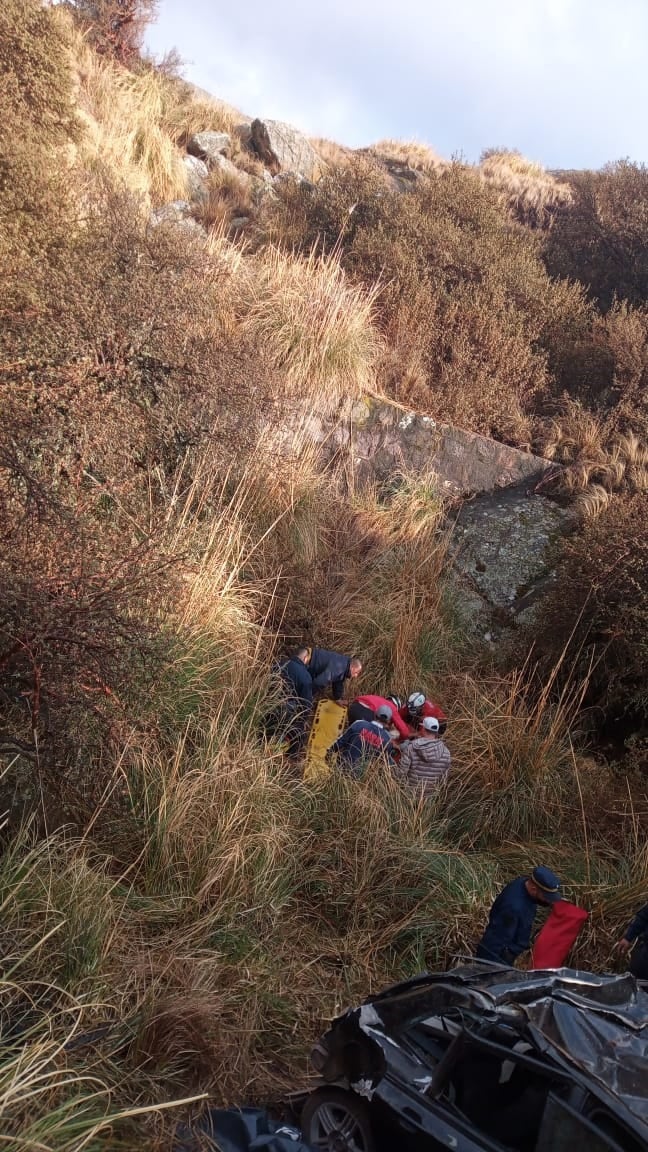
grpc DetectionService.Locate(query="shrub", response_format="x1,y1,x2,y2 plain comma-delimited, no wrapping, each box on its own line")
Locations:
262,157,589,440
69,0,158,65
528,492,648,741
0,0,79,278
544,161,648,309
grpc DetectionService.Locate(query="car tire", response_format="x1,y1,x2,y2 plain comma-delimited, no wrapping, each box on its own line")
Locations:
300,1086,376,1152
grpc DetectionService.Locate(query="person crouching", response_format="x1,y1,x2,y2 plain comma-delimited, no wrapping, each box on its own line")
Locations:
394,715,451,797
327,705,395,777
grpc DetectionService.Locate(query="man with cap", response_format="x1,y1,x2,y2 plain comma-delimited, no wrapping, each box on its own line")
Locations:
327,705,395,777
476,866,562,965
395,715,451,796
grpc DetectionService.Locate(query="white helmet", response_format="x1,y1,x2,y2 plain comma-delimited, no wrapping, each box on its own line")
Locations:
422,716,440,733
407,692,426,713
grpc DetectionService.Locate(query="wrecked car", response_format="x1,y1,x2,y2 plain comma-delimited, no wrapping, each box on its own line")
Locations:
298,963,648,1152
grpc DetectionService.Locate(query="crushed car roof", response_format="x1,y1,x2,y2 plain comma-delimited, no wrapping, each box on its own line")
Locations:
354,964,648,1133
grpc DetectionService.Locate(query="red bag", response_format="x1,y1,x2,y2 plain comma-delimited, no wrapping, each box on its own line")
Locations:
531,901,589,969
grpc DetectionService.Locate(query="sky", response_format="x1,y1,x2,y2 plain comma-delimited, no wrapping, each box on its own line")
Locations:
144,0,648,169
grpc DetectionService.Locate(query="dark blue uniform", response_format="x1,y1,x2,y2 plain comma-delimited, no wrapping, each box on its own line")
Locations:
476,877,539,964
308,648,352,701
279,656,313,708
624,902,648,979
329,720,393,776
268,656,313,753
624,902,648,944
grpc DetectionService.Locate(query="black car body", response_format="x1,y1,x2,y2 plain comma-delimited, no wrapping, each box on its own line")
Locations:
299,963,648,1152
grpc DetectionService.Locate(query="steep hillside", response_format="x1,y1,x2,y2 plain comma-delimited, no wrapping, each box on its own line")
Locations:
0,3,647,1147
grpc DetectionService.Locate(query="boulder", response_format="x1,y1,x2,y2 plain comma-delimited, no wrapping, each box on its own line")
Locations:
187,131,232,164
250,118,320,180
381,157,423,192
450,484,574,615
208,152,246,181
149,200,193,225
182,154,208,201
148,200,205,238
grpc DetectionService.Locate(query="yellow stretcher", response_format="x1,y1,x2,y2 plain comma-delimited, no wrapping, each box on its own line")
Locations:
303,699,347,781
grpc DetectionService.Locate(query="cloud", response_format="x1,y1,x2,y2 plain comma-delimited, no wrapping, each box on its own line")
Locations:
145,0,648,167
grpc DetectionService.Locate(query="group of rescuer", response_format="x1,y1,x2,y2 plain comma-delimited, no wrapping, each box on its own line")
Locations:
271,644,451,798
271,644,648,981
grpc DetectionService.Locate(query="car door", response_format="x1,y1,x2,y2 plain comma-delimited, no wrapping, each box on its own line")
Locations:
373,1074,510,1152
534,1094,637,1152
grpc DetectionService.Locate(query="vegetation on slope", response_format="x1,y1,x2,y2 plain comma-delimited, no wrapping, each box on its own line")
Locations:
0,2,647,1146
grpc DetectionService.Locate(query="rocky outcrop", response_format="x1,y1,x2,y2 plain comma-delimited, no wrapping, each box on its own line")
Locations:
208,152,246,181
451,483,574,632
380,157,424,192
182,154,209,200
187,131,232,164
250,118,320,180
327,397,554,496
149,200,205,237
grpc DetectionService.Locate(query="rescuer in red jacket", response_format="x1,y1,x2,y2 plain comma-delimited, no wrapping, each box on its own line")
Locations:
399,691,448,737
348,694,412,740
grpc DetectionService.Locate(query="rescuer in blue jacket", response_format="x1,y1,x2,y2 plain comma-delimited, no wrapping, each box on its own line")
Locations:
267,646,314,754
328,705,395,776
476,866,562,965
307,648,363,702
617,901,648,979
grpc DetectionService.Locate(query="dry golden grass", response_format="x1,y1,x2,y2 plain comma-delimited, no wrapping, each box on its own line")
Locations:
370,138,447,173
192,166,256,232
309,136,354,170
162,84,243,143
70,24,258,204
479,148,573,227
73,39,187,202
538,401,648,512
6,10,648,1143
241,245,384,411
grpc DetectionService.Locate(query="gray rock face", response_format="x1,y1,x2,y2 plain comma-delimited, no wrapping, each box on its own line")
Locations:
187,131,232,163
250,118,320,180
149,200,194,226
207,152,246,181
451,485,573,616
381,157,423,192
326,398,553,497
182,154,209,200
148,200,205,238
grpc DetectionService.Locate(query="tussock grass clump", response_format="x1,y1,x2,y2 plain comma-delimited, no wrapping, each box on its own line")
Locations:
192,166,255,232
243,246,383,410
536,398,648,511
309,136,353,170
370,138,447,173
479,148,573,228
442,665,594,846
74,45,188,202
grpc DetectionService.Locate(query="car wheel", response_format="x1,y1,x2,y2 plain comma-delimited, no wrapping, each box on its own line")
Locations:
301,1087,376,1152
